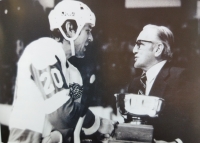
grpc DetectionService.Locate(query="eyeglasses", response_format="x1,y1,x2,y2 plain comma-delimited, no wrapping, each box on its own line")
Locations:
134,40,154,48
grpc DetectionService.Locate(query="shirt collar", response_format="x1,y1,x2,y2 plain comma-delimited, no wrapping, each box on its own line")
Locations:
146,60,167,82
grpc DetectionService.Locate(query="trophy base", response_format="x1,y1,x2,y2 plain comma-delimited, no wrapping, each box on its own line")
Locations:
112,123,153,143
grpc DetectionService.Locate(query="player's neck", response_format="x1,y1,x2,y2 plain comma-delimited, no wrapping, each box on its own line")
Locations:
62,40,72,59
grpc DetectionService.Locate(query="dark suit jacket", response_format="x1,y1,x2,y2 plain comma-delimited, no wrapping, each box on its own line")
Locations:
128,62,200,142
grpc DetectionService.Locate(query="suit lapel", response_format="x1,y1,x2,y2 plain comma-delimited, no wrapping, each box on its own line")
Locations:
128,77,141,94
149,62,170,98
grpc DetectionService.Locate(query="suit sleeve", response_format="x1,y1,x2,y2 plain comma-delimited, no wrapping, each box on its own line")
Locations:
153,69,200,142
175,70,200,142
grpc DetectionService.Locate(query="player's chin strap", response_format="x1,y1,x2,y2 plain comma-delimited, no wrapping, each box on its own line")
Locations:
69,40,75,56
59,27,76,56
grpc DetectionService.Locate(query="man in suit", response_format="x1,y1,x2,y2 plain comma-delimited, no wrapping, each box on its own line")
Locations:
128,24,200,143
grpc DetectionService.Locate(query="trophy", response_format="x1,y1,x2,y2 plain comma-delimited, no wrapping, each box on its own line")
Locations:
109,93,164,143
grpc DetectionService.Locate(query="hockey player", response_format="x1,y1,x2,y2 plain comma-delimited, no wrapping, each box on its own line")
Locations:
8,1,116,142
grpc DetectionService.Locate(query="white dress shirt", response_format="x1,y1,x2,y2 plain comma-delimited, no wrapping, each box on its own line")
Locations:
145,60,167,95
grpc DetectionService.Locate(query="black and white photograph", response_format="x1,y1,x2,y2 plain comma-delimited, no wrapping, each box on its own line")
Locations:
0,0,200,143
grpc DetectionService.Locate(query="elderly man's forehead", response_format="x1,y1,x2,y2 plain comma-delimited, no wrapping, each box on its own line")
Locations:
137,27,159,41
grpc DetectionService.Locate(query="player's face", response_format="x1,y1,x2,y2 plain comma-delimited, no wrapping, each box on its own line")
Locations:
74,23,93,58
133,28,158,71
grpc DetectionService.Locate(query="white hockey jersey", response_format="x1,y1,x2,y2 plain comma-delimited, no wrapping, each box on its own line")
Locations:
9,37,84,134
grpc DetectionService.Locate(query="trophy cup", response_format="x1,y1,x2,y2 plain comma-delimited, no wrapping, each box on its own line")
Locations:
109,93,164,143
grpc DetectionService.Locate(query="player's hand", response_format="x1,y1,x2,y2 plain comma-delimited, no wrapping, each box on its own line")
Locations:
96,118,118,141
42,130,62,143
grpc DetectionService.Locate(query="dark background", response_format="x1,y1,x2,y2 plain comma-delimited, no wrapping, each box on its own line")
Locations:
0,0,200,142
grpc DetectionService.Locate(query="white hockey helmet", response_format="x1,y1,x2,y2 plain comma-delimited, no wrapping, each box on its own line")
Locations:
48,0,96,56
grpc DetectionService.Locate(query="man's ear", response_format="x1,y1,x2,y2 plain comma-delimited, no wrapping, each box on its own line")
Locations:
154,43,164,57
65,21,76,38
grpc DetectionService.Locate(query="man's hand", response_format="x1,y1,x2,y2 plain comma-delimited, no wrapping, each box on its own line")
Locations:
154,139,176,143
96,118,118,141
42,130,62,143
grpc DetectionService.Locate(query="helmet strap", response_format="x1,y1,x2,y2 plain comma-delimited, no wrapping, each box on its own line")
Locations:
59,27,76,56
70,40,75,56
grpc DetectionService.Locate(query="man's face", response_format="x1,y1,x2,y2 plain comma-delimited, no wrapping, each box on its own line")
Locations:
133,28,159,71
74,23,93,58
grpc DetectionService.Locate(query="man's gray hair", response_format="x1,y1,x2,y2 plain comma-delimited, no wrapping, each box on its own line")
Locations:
143,24,174,60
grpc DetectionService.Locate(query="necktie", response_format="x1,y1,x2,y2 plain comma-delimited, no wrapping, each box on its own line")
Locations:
138,72,147,95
